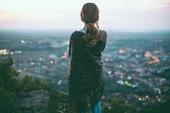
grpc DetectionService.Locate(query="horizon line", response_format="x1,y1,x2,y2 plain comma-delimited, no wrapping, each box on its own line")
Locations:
0,28,170,33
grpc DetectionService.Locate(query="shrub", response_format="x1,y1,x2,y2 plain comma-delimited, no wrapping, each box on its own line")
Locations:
48,90,68,113
103,95,136,113
0,58,18,92
0,87,22,113
18,76,50,92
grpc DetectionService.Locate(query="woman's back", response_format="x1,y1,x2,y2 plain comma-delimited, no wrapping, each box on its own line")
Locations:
68,2,107,113
69,30,107,84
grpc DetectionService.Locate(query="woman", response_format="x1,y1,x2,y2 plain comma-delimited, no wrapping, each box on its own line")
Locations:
68,2,107,113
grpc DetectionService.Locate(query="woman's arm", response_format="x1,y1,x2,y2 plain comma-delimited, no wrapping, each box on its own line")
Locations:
67,32,74,79
95,30,107,52
68,39,72,58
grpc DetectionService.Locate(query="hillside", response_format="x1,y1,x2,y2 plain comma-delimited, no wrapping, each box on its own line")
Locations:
0,58,170,113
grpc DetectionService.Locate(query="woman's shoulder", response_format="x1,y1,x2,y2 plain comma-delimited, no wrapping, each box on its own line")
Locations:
70,30,85,40
96,30,107,41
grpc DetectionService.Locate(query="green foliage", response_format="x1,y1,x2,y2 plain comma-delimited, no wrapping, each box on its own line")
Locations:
0,87,22,113
18,76,50,92
139,98,170,113
0,58,68,113
103,95,136,113
0,58,50,113
1,58,169,113
0,58,18,91
48,90,68,113
0,58,21,113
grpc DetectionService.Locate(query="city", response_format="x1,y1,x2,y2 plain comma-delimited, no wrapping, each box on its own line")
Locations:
0,31,170,111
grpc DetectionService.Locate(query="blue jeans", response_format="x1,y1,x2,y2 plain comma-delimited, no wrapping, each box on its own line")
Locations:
90,101,101,113
69,96,102,113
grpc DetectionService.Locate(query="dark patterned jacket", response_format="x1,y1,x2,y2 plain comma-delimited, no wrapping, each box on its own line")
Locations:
68,29,107,105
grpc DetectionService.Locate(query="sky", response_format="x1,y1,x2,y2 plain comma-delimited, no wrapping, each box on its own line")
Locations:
0,0,170,31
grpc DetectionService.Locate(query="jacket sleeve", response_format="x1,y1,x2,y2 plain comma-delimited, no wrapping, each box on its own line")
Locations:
101,31,107,51
68,39,72,58
68,32,76,58
95,31,107,52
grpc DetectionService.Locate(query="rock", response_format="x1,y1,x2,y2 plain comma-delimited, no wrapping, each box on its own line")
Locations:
19,90,49,113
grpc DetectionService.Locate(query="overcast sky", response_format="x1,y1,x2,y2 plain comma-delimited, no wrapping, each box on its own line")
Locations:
0,0,170,31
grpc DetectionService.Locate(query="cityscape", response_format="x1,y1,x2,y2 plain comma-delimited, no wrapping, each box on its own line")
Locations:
0,30,170,110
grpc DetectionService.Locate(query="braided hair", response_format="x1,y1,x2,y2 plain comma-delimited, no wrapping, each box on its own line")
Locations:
81,3,100,46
